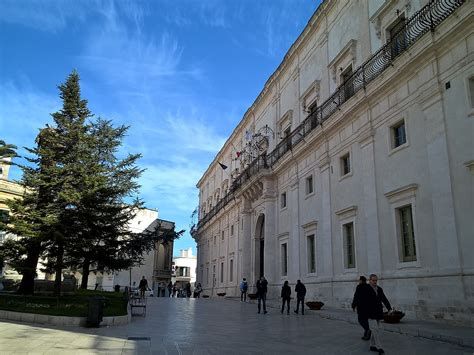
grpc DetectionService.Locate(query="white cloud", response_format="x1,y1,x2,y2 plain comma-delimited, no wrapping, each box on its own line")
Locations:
0,0,91,32
0,80,58,146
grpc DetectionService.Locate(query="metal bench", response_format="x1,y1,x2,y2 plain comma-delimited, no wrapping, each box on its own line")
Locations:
129,295,147,316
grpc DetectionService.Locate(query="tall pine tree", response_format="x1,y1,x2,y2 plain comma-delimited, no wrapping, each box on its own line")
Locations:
1,71,182,295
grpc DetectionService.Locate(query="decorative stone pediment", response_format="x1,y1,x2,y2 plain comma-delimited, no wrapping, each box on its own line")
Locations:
301,80,321,112
328,39,357,83
335,205,358,220
384,183,418,204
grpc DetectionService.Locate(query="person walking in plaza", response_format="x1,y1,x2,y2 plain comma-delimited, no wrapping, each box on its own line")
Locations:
185,282,192,298
352,276,371,340
167,281,173,297
194,283,202,298
139,276,148,299
240,277,248,302
256,276,268,314
281,281,291,315
365,274,392,354
294,280,306,315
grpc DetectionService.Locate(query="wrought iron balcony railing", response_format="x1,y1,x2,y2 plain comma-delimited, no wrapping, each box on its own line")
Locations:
194,0,465,234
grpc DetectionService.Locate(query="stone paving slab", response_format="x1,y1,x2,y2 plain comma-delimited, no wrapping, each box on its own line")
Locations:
0,297,472,354
235,296,474,349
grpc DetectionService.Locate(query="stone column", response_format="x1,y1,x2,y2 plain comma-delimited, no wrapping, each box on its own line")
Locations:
421,92,460,270
359,129,382,274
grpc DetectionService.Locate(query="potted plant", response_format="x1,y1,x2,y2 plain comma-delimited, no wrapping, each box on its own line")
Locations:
202,295,210,298
383,310,405,323
305,301,324,310
216,292,226,297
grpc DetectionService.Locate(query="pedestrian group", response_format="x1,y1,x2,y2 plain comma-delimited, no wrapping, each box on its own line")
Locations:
237,274,391,354
159,272,392,354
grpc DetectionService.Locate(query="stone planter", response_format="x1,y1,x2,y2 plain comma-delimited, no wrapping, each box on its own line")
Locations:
305,301,324,310
248,293,258,300
383,311,405,324
216,292,226,297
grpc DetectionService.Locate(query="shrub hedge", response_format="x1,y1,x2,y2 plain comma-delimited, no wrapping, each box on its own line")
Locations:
0,289,128,317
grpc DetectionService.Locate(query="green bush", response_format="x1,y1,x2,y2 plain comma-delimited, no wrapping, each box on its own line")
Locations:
0,290,128,317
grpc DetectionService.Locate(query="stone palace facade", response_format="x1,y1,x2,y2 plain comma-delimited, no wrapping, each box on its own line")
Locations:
192,0,473,325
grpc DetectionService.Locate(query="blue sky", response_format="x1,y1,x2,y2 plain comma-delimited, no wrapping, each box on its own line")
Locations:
0,0,320,256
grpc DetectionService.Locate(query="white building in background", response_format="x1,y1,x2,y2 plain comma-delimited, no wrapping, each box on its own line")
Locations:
84,209,175,296
192,0,474,325
171,248,197,289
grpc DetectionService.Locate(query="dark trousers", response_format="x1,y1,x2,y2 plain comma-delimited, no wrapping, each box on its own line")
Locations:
358,314,370,331
241,291,247,302
281,298,290,314
258,293,267,313
295,297,304,314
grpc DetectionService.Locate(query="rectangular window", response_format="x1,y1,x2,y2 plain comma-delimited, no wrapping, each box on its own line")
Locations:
214,236,216,245
220,262,224,283
230,224,234,236
391,120,407,148
398,205,417,262
341,153,351,176
341,65,354,99
281,192,287,209
284,126,292,150
213,265,216,286
306,175,314,195
468,76,474,108
0,210,9,223
206,267,209,285
343,222,355,268
221,230,224,241
307,234,316,273
388,16,407,59
281,243,288,276
229,259,233,282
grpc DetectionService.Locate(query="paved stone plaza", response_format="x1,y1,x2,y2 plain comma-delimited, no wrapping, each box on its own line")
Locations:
0,298,471,354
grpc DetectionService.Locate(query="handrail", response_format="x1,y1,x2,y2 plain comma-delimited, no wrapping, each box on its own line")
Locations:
193,0,465,234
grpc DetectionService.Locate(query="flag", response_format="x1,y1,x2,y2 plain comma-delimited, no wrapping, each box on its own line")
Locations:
218,162,228,170
236,151,241,157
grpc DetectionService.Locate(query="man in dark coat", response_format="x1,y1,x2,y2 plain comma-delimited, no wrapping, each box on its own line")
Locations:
365,274,392,354
256,276,268,314
138,276,148,299
281,281,291,315
352,276,371,340
294,280,306,315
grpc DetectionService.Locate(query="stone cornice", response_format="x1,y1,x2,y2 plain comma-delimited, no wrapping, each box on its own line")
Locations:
384,183,418,204
0,180,24,197
335,205,358,219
